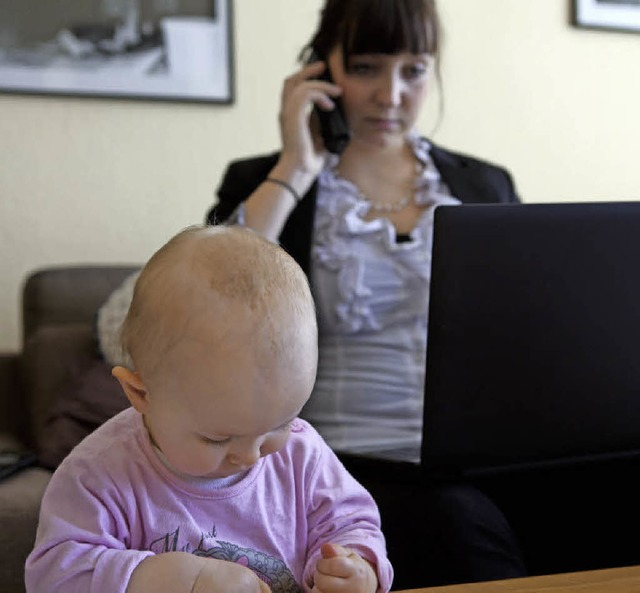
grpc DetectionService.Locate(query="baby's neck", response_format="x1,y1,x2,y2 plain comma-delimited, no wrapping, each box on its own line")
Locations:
149,438,248,488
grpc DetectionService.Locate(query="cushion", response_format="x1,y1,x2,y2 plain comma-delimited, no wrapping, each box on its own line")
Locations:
35,270,140,469
96,270,139,367
37,354,129,469
22,324,96,446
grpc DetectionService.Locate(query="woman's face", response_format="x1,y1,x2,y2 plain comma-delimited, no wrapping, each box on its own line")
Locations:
327,47,432,150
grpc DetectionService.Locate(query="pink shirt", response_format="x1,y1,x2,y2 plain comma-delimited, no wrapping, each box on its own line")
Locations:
25,408,393,593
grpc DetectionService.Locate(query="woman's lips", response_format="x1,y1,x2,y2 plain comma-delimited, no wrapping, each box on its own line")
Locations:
368,117,401,131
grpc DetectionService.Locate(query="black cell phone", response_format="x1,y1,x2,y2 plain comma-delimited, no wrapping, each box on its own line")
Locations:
310,52,351,155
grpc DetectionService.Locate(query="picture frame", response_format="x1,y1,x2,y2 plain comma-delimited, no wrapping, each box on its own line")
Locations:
0,0,234,104
573,0,640,33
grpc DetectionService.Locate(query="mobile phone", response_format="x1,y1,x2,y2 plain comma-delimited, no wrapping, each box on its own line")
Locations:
310,52,351,155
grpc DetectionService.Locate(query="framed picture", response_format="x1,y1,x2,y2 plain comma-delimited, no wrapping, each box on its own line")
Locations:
0,0,234,104
573,0,640,33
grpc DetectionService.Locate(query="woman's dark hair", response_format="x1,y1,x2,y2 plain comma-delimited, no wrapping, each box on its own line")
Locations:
300,0,440,66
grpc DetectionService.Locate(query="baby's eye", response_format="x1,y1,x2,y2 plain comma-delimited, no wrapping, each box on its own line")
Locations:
202,436,230,447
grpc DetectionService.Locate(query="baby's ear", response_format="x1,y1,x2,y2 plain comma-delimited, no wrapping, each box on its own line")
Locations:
112,366,149,413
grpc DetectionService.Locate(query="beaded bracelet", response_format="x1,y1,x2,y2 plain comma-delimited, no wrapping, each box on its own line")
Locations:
264,177,302,203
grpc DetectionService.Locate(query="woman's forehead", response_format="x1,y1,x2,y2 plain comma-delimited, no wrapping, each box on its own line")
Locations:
338,6,435,58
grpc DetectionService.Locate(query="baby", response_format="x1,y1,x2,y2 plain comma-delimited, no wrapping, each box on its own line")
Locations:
25,226,393,593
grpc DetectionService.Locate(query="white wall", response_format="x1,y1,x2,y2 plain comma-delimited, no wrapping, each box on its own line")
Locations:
1,0,639,352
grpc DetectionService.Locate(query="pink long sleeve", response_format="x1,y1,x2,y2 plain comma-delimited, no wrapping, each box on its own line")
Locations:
25,408,393,593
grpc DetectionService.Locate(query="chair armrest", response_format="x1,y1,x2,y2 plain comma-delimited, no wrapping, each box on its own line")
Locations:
0,354,27,444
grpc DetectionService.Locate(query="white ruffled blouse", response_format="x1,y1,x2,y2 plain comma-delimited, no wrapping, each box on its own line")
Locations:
302,133,460,460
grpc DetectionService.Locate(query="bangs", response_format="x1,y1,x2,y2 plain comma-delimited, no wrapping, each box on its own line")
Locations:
340,0,438,58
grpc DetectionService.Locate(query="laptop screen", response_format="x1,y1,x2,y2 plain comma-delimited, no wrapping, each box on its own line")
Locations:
421,202,640,478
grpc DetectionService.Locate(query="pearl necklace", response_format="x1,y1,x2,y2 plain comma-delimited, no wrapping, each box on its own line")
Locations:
366,193,413,212
332,157,424,213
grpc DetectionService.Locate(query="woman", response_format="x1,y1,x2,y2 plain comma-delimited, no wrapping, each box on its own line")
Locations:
207,0,525,588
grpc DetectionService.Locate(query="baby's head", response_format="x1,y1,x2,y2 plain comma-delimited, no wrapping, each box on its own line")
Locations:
113,225,318,479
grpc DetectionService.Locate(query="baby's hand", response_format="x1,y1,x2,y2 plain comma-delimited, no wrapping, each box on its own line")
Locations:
192,558,271,593
312,543,378,593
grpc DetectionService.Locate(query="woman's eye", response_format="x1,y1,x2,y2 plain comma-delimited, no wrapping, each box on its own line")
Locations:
404,64,428,80
347,62,376,76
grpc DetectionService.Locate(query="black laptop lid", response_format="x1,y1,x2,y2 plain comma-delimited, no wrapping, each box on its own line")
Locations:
421,202,640,478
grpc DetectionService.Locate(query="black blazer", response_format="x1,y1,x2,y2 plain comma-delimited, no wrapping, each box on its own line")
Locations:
207,142,520,277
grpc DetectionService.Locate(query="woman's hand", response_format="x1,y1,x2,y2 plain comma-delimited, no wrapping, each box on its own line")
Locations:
311,543,379,593
277,60,343,178
243,61,343,241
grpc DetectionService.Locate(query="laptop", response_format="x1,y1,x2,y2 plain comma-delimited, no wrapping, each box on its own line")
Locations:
421,201,640,478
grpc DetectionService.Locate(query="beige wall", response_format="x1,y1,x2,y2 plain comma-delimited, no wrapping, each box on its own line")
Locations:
1,0,639,352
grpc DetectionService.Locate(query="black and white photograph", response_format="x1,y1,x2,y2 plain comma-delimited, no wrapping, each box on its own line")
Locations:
574,0,640,32
0,0,233,103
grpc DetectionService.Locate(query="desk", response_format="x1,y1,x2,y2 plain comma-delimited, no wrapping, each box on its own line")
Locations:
395,565,640,592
